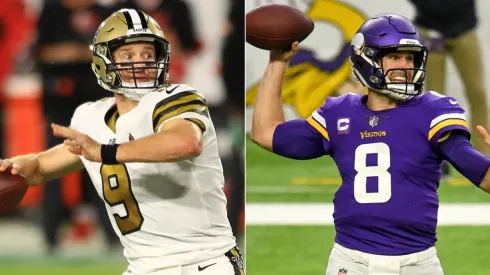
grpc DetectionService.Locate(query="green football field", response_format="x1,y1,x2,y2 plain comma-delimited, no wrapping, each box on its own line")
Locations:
246,138,490,275
0,256,126,275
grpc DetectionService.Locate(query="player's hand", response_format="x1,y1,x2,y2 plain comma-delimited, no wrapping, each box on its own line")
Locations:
0,155,43,186
269,41,299,63
0,159,22,175
477,125,490,146
52,123,102,162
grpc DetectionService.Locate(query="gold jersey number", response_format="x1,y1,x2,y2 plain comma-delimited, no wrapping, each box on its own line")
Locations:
101,164,144,235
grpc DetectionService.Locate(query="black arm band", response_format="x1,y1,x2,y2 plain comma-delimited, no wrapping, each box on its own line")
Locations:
101,144,120,164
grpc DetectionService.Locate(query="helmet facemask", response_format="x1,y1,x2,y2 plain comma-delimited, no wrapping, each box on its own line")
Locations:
375,47,427,101
351,32,428,101
92,35,170,101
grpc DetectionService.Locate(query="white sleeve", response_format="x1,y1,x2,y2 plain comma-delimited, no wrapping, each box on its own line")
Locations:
70,102,91,131
151,84,211,133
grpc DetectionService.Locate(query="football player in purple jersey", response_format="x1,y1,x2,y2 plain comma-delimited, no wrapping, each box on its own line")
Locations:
251,13,490,275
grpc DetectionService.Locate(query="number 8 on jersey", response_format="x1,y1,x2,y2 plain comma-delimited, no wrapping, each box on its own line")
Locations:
354,142,392,204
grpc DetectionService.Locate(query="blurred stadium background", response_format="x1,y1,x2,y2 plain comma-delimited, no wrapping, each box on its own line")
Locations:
246,0,490,274
0,0,244,274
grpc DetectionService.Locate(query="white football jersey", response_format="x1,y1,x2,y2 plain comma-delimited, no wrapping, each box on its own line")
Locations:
70,84,236,274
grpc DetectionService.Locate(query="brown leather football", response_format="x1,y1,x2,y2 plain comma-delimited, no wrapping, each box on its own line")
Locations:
246,4,314,50
0,172,28,215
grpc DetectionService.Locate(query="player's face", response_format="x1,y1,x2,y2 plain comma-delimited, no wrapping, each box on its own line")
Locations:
113,42,158,84
381,52,415,83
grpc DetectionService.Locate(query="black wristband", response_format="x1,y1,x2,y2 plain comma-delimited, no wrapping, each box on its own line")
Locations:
101,144,120,164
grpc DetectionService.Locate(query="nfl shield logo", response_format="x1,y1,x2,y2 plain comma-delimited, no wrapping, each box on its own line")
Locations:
338,268,348,275
368,116,379,127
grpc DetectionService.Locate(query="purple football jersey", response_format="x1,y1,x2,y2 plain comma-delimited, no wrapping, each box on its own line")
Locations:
307,91,469,255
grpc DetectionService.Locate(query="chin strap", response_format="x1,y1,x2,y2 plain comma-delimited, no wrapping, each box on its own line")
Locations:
116,79,159,101
118,87,155,101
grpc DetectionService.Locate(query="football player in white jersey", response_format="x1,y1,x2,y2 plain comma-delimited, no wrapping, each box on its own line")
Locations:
0,9,243,275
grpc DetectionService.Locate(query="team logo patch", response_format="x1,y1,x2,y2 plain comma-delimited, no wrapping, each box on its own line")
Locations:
368,116,379,127
365,115,387,128
338,268,348,275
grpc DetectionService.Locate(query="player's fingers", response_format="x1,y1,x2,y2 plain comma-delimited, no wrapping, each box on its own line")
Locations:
0,160,12,172
10,164,21,175
476,125,490,142
64,139,79,147
52,123,78,140
291,41,299,51
67,146,82,155
67,146,78,155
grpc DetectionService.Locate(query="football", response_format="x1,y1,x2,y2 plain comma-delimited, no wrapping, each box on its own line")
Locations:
0,172,28,215
246,4,314,50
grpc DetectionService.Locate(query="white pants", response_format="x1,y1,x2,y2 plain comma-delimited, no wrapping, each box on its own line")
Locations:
123,250,244,275
326,243,444,275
